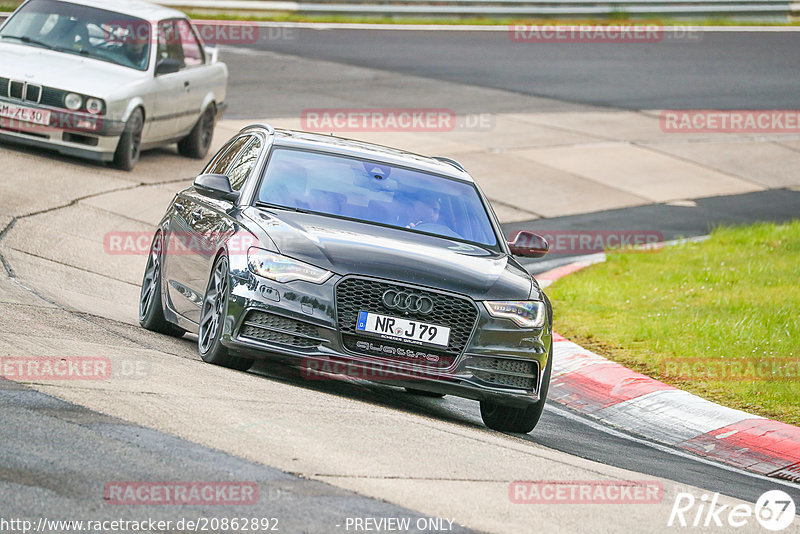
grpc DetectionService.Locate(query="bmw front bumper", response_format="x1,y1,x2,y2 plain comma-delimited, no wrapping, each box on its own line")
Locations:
0,97,125,162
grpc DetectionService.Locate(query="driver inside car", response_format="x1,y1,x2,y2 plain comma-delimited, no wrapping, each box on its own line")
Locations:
406,194,441,230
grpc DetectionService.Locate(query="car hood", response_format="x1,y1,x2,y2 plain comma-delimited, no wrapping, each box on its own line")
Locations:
0,42,142,96
244,208,534,300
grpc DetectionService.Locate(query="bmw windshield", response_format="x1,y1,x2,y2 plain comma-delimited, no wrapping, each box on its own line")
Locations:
0,0,151,71
256,148,500,248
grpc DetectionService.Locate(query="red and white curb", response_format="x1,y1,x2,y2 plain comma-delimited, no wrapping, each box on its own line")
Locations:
539,259,800,483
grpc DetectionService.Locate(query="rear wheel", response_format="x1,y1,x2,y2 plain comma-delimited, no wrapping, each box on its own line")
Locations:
198,255,253,372
139,232,185,337
479,340,552,433
113,108,143,171
178,106,215,159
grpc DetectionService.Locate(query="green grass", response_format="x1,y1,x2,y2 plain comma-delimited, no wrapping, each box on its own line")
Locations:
548,221,800,425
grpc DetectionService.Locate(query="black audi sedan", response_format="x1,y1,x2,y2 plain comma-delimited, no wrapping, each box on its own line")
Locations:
139,123,553,433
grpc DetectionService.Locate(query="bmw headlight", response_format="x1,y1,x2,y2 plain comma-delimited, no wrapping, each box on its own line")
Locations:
484,300,546,328
64,93,83,111
85,97,104,115
247,248,331,284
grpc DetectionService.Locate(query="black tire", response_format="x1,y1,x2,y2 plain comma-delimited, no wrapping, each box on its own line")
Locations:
139,231,186,337
198,254,253,372
404,388,446,398
113,108,144,171
178,106,215,159
479,339,553,433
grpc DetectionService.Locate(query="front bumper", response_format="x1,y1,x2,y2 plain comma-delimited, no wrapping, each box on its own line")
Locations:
221,269,552,407
0,98,125,161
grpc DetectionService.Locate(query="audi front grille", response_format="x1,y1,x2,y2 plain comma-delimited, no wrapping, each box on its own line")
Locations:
335,277,479,368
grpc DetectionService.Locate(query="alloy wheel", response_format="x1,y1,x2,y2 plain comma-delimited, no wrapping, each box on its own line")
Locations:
199,257,228,354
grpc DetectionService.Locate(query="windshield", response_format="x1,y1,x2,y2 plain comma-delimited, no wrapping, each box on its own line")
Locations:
256,148,499,247
0,0,151,71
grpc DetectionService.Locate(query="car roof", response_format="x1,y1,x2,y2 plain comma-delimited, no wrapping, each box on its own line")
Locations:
43,0,186,21
240,125,474,182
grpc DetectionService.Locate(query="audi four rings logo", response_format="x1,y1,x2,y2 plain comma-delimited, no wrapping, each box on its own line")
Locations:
382,290,434,315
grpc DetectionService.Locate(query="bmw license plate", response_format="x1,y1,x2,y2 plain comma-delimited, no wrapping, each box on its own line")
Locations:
0,102,51,126
356,311,450,347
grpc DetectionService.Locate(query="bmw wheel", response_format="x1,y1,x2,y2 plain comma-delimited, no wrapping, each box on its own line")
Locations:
139,231,185,337
479,339,552,433
113,108,143,171
178,106,215,159
198,254,253,371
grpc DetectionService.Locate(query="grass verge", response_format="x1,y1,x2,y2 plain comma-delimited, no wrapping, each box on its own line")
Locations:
547,221,800,426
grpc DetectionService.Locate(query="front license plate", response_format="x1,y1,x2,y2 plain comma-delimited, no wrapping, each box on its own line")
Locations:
356,311,450,347
0,102,51,126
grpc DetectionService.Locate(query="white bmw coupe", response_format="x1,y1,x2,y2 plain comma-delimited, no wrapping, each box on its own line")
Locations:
0,0,228,169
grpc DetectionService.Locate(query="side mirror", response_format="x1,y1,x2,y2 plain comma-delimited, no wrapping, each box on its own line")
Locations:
508,230,549,258
155,58,182,75
194,174,239,202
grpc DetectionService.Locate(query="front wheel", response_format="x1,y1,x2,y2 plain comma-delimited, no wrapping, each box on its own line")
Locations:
178,106,215,159
479,340,552,433
113,108,144,171
198,255,253,372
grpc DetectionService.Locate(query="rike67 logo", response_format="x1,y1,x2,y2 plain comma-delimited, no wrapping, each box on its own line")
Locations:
668,490,796,531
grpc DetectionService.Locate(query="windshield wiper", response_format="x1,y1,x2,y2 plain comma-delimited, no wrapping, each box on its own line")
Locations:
254,201,308,213
1,34,56,50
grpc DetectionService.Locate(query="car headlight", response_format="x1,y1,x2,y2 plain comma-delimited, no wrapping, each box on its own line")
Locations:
247,248,331,284
484,300,546,328
64,93,83,111
85,97,104,115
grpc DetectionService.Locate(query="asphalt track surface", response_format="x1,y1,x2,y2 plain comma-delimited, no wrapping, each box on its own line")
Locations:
1,381,469,533
2,26,800,533
509,188,800,272
241,28,800,111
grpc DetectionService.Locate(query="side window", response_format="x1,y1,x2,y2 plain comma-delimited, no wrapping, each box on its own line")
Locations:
202,138,236,174
175,19,204,66
210,136,250,175
157,20,183,66
227,138,262,191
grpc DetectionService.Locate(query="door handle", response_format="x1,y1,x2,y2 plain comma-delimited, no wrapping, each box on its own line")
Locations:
190,210,202,221
184,81,190,88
